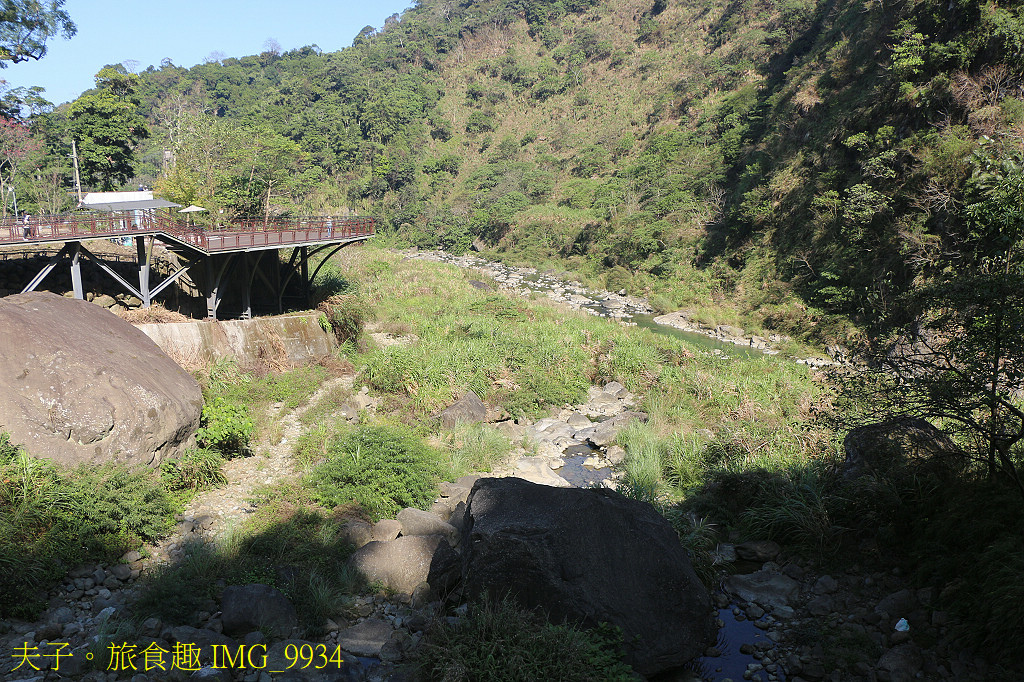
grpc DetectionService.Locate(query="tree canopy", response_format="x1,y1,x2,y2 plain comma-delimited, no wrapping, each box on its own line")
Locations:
67,68,149,190
0,0,75,66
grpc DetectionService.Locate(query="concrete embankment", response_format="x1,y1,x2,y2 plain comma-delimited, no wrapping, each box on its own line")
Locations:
136,312,335,366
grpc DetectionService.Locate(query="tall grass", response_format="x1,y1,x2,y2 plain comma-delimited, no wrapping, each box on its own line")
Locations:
136,500,363,635
440,422,514,476
415,597,635,682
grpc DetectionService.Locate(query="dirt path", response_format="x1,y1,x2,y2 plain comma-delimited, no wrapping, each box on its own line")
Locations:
172,376,355,542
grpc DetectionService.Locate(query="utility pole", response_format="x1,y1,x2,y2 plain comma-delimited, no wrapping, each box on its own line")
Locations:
70,140,83,203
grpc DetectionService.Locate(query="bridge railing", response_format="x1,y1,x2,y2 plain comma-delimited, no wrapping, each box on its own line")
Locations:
0,214,375,252
0,214,157,244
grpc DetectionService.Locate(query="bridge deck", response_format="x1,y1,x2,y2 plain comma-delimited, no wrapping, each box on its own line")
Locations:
0,214,375,253
0,214,375,319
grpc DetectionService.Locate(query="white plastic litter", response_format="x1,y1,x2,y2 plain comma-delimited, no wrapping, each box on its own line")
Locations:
895,618,910,632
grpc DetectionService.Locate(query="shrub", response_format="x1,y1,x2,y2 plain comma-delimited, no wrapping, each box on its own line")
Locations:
161,447,227,494
0,439,177,619
466,110,496,133
415,598,635,681
440,422,513,476
318,294,370,344
197,397,255,457
63,465,177,547
305,424,445,521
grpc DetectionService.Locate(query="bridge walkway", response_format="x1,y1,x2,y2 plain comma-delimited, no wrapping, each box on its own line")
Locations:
0,214,375,319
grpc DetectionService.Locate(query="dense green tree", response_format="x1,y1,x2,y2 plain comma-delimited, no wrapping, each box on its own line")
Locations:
157,112,311,219
67,68,149,190
853,142,1024,496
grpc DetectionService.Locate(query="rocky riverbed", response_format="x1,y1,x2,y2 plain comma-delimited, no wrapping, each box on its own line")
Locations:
0,370,997,682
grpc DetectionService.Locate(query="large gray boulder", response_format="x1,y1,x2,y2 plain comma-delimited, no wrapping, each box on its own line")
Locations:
349,535,460,595
0,292,202,467
461,477,714,676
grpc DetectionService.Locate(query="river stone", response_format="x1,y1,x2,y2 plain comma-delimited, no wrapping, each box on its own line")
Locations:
169,626,236,665
220,584,298,637
338,520,374,548
605,445,626,464
48,606,74,625
370,518,402,542
585,420,623,447
0,292,203,467
438,390,487,428
735,540,781,562
191,668,232,682
876,643,924,682
716,324,745,339
397,507,459,544
438,481,472,505
566,412,592,429
349,535,459,595
461,477,714,676
531,417,564,432
334,618,393,657
603,381,629,398
723,570,800,608
110,563,133,581
455,474,482,489
511,457,571,487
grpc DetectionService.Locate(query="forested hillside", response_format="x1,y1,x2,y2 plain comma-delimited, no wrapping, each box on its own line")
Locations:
12,0,1024,342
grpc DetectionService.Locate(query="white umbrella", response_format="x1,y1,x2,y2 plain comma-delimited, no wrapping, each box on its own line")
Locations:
178,205,208,227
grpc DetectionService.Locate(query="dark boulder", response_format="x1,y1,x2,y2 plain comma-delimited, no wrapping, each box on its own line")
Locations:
220,584,298,638
461,477,714,676
438,390,488,429
843,417,964,478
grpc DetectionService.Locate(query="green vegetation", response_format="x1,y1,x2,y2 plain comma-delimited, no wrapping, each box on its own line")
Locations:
0,433,177,619
0,0,76,66
306,424,446,522
160,447,228,494
414,598,635,682
317,292,371,345
202,360,328,412
136,495,362,634
196,396,255,457
67,67,148,189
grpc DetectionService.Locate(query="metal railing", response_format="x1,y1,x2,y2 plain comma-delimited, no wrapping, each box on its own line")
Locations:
0,215,375,253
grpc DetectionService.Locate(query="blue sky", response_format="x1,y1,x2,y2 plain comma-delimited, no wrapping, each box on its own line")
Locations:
2,0,414,106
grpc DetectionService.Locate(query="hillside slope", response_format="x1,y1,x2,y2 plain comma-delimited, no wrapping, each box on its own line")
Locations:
62,0,1024,343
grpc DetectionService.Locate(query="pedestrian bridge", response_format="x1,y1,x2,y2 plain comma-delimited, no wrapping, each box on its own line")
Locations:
0,214,375,319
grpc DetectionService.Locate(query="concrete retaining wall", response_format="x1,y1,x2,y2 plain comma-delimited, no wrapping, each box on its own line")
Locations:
136,313,335,366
